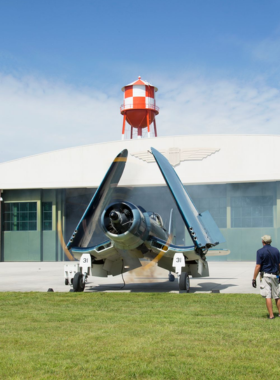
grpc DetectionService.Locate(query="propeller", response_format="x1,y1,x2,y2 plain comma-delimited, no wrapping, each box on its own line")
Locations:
143,233,173,271
57,220,75,261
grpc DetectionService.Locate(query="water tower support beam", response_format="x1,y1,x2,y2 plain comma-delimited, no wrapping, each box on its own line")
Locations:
146,111,150,138
121,115,126,140
153,119,158,137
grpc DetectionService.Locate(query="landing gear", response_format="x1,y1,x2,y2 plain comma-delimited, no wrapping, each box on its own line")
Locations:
179,272,190,292
73,272,85,292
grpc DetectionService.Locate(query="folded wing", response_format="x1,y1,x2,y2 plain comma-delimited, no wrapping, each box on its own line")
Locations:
150,147,225,249
67,150,128,250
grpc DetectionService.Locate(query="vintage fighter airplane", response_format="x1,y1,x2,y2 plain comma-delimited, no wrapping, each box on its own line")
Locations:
64,147,229,292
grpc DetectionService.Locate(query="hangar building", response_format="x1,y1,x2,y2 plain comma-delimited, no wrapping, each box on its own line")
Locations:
0,134,279,262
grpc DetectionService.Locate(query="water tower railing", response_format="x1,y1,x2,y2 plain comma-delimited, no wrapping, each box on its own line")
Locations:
120,104,159,112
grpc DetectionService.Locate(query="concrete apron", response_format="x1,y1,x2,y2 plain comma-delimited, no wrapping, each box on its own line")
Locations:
0,261,260,294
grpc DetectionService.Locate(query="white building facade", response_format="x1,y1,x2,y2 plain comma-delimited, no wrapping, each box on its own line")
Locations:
0,134,279,262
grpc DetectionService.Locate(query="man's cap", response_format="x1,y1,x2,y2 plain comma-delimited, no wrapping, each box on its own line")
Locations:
262,235,272,244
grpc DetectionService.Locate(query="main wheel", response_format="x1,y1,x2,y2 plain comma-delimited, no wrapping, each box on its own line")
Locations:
179,272,190,292
73,273,85,292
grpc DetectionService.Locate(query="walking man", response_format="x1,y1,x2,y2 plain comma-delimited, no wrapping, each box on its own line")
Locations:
252,235,280,319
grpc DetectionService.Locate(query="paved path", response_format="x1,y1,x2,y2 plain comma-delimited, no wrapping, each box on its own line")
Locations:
0,261,259,294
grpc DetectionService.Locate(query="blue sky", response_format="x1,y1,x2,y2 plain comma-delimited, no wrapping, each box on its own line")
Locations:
1,1,280,162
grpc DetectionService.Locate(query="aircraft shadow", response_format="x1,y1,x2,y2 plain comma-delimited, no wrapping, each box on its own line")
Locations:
195,282,238,292
85,280,238,293
86,281,177,293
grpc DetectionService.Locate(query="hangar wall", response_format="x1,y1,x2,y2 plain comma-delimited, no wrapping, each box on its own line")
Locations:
2,189,65,261
1,181,279,262
189,181,278,262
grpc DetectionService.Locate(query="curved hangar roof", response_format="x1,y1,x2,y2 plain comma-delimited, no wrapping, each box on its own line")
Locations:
0,135,279,190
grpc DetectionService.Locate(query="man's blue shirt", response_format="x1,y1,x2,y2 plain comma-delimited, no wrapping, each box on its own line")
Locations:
256,244,280,273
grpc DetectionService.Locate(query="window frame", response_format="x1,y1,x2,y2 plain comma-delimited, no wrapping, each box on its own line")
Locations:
3,202,37,231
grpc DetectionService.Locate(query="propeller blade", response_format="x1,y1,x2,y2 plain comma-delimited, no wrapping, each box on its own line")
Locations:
143,233,173,270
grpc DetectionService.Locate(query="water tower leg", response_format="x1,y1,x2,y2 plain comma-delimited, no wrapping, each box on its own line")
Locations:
130,126,133,139
147,111,150,138
137,127,142,139
121,115,126,140
153,119,158,137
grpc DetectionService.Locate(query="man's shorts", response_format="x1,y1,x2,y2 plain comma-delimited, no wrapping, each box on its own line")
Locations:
260,275,280,299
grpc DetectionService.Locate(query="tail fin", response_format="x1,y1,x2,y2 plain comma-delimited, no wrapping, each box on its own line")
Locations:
207,249,230,257
168,209,176,244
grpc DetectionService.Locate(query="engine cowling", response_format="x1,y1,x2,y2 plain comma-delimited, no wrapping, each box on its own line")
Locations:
100,201,150,250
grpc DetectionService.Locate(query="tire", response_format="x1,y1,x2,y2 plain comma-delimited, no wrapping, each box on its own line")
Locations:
179,272,190,292
169,273,175,282
73,273,85,292
186,275,190,293
65,278,69,286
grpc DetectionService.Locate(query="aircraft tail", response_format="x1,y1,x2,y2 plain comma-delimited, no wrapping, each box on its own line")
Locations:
168,209,176,244
207,249,230,256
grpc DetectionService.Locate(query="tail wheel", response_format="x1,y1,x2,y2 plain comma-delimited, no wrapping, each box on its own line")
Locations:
179,272,190,292
73,273,85,292
169,272,175,282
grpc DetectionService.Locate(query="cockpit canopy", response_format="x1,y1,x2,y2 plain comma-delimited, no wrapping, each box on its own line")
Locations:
148,212,164,228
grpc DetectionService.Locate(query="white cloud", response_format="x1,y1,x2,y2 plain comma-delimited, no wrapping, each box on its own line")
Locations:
0,73,280,163
156,75,280,137
0,74,121,162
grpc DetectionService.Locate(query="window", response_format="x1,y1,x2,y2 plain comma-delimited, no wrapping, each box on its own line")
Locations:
4,202,37,231
231,196,274,228
42,202,52,231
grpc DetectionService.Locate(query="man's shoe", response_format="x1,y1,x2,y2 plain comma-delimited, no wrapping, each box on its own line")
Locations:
268,316,275,319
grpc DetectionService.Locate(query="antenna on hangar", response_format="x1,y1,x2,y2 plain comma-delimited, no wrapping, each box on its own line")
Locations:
120,76,159,140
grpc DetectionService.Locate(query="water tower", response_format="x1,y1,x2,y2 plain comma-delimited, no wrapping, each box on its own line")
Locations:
120,77,159,140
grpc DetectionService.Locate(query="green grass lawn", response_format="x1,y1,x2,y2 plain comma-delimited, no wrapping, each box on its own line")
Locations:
0,292,279,380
